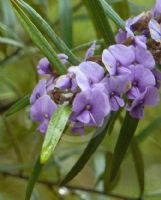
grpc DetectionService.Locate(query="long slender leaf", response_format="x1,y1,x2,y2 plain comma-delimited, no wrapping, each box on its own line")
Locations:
5,94,30,116
0,37,24,47
60,113,114,186
99,0,125,30
11,0,67,75
135,117,161,144
131,139,145,197
12,0,80,65
83,0,115,46
25,157,43,200
41,105,71,164
59,0,73,48
110,112,139,182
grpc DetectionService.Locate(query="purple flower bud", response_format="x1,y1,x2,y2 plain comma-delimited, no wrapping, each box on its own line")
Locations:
127,86,160,119
37,58,53,75
58,54,68,64
84,42,96,61
71,88,111,126
30,79,47,105
30,95,57,133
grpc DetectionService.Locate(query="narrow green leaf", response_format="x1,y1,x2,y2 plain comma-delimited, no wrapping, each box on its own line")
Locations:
41,105,71,164
0,37,24,47
12,0,80,65
25,157,43,200
11,0,67,75
99,0,125,30
59,0,73,48
83,0,115,46
5,94,30,116
110,112,139,182
60,113,114,186
135,117,161,144
113,0,129,20
103,152,113,192
131,139,145,197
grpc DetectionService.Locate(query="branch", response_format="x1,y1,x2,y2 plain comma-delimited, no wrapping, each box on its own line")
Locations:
2,171,139,200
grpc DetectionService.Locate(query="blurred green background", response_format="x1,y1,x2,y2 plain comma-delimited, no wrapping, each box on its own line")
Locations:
0,0,161,199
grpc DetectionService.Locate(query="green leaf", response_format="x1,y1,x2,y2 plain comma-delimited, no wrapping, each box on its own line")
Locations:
60,114,114,186
83,0,115,46
110,112,139,182
0,37,24,47
113,0,129,20
11,0,67,75
131,139,145,197
40,105,71,164
135,117,161,144
59,0,73,48
25,157,43,200
12,0,80,65
5,94,30,116
99,0,125,30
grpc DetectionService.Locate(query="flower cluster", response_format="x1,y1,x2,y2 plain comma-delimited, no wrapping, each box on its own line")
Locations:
30,0,161,134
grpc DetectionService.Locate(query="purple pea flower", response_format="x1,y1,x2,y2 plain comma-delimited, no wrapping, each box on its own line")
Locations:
30,79,47,105
127,86,160,119
30,95,57,133
105,75,131,111
37,54,68,75
71,88,111,126
128,65,156,99
102,44,135,75
152,0,161,17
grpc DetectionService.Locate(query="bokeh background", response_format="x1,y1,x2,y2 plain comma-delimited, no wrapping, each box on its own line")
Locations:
0,0,161,199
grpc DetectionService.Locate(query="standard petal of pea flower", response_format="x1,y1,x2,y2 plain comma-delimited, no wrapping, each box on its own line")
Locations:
30,95,57,133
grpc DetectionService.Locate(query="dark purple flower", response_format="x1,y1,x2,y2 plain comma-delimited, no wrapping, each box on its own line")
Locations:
105,75,131,111
127,86,160,119
71,88,111,126
128,65,156,99
30,95,57,133
30,79,47,105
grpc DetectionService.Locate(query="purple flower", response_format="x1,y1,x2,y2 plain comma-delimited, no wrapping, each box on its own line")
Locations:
37,54,68,75
37,58,53,75
84,42,96,61
71,88,111,126
152,0,161,17
105,75,131,111
128,65,156,99
127,86,160,119
30,79,47,105
102,44,135,75
30,95,57,133
148,19,161,42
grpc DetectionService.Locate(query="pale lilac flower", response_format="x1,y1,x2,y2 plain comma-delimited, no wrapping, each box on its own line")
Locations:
30,95,57,133
105,75,131,111
152,0,161,17
128,65,156,99
30,79,47,105
148,19,161,42
127,87,160,119
72,88,111,126
37,54,68,75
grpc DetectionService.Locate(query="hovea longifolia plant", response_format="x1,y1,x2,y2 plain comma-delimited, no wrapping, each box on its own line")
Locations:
1,0,161,200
